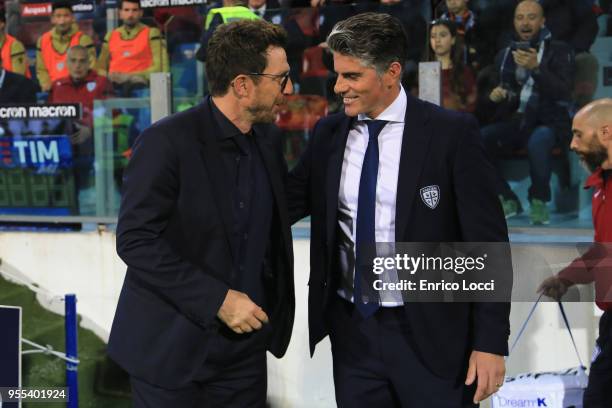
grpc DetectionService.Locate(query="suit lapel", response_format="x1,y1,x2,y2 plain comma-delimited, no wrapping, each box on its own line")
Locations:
395,95,432,241
325,115,353,249
253,128,292,251
195,101,236,262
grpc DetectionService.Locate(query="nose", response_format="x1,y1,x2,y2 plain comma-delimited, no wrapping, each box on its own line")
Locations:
334,76,348,95
569,136,578,151
284,77,294,95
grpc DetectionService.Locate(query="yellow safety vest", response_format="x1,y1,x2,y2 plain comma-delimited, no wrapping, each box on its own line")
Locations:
204,6,260,30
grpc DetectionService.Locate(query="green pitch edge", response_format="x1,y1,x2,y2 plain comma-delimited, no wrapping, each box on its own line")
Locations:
0,274,131,407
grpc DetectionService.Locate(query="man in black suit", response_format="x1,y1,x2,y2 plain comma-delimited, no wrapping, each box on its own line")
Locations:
108,20,295,407
287,12,511,407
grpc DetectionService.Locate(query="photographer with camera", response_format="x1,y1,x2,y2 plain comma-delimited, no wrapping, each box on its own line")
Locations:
480,0,575,225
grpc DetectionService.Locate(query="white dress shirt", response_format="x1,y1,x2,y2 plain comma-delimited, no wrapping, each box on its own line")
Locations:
337,86,407,306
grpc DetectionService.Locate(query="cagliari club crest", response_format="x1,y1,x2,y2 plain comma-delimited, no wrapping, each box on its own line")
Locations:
420,185,440,209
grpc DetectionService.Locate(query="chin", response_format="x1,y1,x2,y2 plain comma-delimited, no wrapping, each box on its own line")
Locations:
343,105,360,117
255,114,276,124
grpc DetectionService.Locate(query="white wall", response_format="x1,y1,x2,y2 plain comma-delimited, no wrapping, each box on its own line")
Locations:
0,231,599,407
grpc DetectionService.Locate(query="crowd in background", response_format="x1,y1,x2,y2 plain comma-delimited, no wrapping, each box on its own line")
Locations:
0,0,611,222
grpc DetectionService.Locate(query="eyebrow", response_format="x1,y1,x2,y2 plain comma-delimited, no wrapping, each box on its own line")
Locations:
516,12,538,17
339,72,362,77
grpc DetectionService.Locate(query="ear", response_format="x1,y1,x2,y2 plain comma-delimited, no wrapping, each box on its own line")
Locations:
386,61,403,83
231,75,250,97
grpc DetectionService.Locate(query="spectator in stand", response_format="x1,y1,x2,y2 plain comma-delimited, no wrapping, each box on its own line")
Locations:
442,0,475,36
0,53,38,103
96,0,169,96
36,1,96,92
195,0,260,62
440,0,480,69
480,0,574,225
428,19,476,112
0,11,30,77
248,0,282,20
494,0,599,108
49,46,113,129
49,45,113,189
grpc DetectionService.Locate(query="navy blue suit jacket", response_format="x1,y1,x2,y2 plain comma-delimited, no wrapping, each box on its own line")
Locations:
108,101,295,388
287,94,511,380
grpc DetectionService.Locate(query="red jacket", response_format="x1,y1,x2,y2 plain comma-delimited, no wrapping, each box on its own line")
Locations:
559,168,612,310
49,71,113,127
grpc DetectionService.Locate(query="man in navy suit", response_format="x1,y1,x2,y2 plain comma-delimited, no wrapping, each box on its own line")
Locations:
108,20,295,407
287,12,511,407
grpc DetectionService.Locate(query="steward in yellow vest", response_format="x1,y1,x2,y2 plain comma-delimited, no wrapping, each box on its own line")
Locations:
196,1,260,61
35,1,96,91
96,0,168,89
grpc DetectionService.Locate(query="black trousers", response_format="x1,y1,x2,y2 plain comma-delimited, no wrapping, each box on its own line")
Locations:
130,352,266,408
584,310,612,408
130,325,270,408
328,295,477,408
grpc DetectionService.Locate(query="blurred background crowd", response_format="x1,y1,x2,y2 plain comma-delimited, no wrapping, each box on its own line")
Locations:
0,0,611,227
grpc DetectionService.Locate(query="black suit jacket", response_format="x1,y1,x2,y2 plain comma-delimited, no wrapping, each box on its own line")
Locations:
287,94,511,380
0,71,38,104
108,100,295,388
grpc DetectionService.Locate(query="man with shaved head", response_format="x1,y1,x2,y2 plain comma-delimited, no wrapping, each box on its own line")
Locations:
539,98,612,406
481,0,575,225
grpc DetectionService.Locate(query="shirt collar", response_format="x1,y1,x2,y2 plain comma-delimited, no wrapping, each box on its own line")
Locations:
120,22,145,37
585,167,604,189
250,5,266,15
209,97,251,154
68,70,97,86
52,23,79,40
357,85,406,123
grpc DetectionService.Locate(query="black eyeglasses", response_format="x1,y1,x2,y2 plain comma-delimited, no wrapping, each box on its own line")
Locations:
247,72,290,92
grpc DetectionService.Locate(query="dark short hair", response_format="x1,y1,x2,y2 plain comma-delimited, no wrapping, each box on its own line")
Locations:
205,19,287,96
119,0,141,9
327,12,408,75
52,1,73,13
430,19,457,37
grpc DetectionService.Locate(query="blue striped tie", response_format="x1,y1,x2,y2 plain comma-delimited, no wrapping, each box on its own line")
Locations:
354,120,388,318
